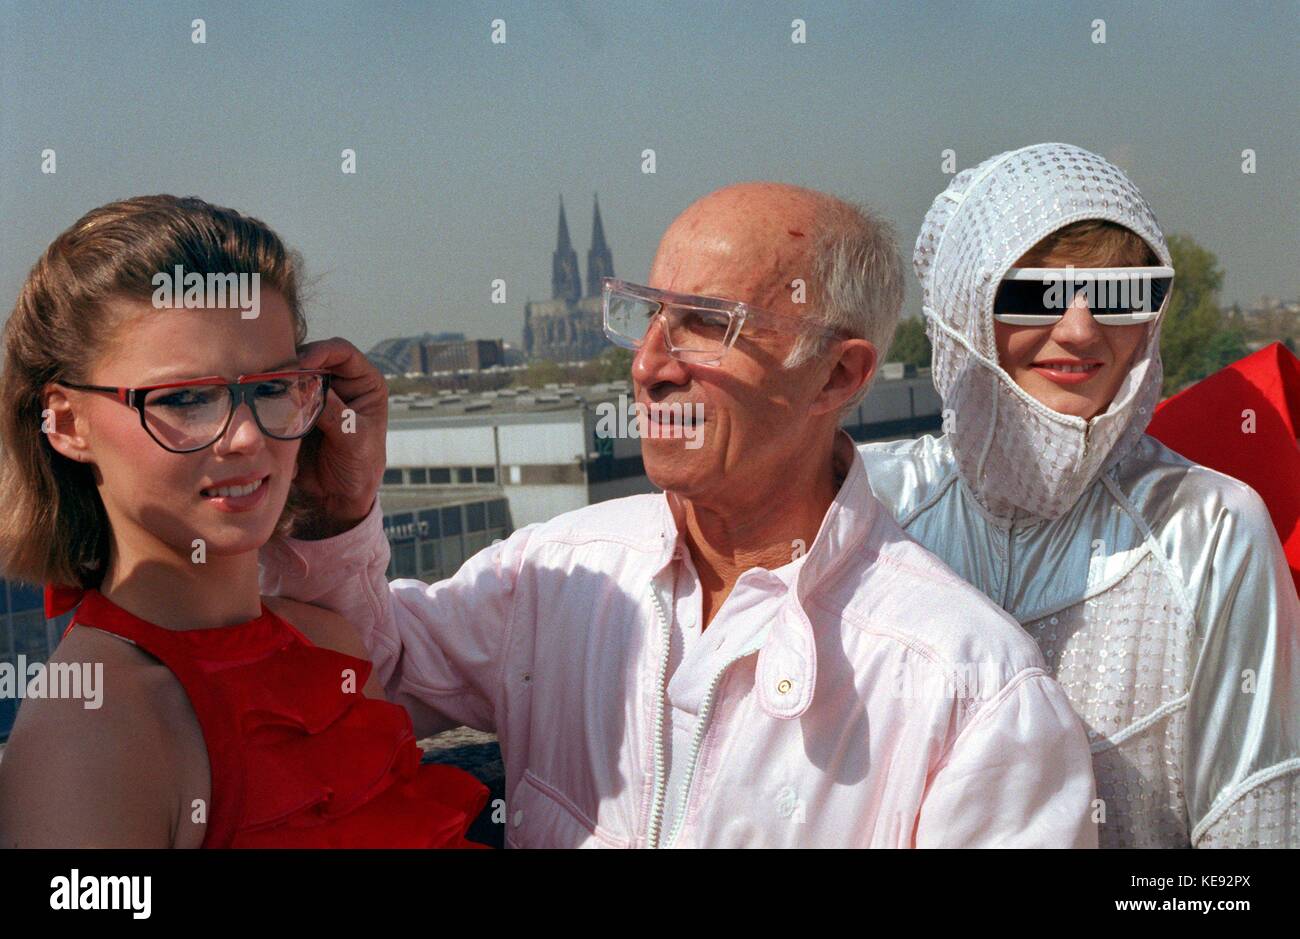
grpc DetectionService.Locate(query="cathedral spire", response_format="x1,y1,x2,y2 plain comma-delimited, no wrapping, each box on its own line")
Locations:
552,196,581,303
586,194,615,297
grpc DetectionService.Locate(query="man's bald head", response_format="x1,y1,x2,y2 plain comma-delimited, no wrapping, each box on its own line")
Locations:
649,182,843,312
648,181,904,387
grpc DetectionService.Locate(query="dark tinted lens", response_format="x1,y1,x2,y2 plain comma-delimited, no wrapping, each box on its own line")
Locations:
1148,277,1172,312
995,277,1174,317
993,280,1062,319
1086,277,1167,313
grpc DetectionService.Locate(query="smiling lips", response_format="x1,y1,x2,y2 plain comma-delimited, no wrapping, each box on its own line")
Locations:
1031,359,1104,385
200,473,270,511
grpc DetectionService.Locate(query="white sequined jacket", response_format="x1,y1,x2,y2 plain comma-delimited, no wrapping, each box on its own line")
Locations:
861,143,1300,847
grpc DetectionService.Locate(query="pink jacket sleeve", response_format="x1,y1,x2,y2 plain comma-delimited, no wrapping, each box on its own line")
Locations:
258,496,528,737
914,669,1099,848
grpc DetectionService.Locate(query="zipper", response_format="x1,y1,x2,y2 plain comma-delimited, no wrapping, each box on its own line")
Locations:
1000,513,1015,608
645,580,764,849
644,583,674,848
661,642,760,849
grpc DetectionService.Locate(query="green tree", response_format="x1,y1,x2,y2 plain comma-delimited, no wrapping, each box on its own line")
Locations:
1158,235,1246,394
887,315,931,369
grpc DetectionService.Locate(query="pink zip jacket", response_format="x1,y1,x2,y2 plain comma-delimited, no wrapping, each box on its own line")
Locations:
261,437,1097,847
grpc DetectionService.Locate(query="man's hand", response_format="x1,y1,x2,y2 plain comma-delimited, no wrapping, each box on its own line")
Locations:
290,338,388,539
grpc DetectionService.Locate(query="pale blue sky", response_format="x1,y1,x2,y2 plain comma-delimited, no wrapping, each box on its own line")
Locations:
2,0,1296,352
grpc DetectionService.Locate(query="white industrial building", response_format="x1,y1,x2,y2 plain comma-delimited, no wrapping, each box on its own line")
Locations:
381,369,943,529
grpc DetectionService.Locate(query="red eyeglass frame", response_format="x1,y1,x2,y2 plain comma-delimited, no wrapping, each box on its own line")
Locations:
52,368,332,453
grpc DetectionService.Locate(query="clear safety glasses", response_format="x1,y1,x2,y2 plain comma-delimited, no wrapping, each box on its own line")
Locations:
601,278,842,366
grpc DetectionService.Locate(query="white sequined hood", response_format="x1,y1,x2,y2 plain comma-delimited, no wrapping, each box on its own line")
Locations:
914,143,1172,520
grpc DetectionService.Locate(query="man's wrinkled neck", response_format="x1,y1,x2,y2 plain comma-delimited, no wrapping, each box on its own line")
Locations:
666,431,844,599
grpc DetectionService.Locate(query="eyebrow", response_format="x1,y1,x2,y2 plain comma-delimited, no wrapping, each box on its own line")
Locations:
140,357,301,384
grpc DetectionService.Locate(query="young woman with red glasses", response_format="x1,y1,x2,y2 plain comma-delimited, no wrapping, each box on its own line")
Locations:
0,195,487,847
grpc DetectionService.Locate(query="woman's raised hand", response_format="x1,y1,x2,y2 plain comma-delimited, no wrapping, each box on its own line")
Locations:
291,337,389,538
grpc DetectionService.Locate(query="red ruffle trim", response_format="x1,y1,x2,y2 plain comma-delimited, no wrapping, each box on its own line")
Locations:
211,635,489,848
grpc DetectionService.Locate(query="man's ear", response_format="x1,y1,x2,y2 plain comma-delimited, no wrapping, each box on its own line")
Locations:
810,338,877,416
40,384,94,464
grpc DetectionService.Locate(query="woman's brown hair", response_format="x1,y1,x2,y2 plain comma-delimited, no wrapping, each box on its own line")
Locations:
0,195,310,590
1019,218,1160,267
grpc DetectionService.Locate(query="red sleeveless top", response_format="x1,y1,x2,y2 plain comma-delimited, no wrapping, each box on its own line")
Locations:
51,585,489,848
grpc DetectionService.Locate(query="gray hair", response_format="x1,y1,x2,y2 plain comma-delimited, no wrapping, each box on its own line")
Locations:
783,200,905,408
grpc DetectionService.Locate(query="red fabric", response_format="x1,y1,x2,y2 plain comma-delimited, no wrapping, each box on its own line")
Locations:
45,581,87,618
1147,342,1300,598
60,587,490,848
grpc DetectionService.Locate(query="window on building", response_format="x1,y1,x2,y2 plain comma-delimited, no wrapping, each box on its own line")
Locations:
10,609,44,661
463,531,491,557
418,509,440,539
386,512,415,542
9,582,41,613
455,467,474,484
440,506,463,537
419,540,440,578
429,467,451,484
475,466,496,483
409,468,428,485
441,537,464,573
382,468,403,485
488,499,507,529
466,502,486,532
394,543,418,579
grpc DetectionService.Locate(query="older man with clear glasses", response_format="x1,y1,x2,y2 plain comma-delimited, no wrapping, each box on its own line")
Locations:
261,182,1098,847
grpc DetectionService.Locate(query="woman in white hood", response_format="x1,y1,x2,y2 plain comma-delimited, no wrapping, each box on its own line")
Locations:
862,142,1299,848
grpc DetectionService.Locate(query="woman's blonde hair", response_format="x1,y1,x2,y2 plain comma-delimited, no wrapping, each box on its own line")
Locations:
0,195,310,590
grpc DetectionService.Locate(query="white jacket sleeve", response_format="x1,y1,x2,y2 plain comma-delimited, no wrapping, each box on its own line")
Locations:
914,670,1099,848
259,496,532,737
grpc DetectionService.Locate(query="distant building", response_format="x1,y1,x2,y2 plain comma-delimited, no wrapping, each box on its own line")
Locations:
1244,296,1300,318
379,488,513,582
423,338,503,373
523,196,615,363
368,332,504,376
1230,296,1300,354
